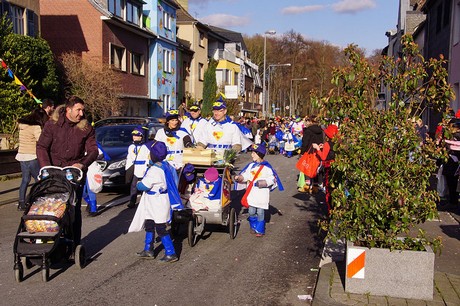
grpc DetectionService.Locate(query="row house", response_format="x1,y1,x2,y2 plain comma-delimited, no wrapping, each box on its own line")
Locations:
144,0,178,117
40,0,156,116
0,0,39,37
386,0,459,134
176,0,261,116
175,2,211,103
207,25,262,117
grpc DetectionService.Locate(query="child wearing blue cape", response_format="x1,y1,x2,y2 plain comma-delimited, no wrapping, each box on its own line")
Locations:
234,143,284,236
189,167,222,212
128,141,183,262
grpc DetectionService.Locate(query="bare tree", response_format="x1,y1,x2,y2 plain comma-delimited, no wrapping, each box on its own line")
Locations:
60,52,123,121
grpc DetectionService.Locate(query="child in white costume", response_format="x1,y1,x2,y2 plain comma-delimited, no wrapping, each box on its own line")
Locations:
128,141,182,263
189,167,222,212
155,109,193,169
234,143,284,236
125,126,150,208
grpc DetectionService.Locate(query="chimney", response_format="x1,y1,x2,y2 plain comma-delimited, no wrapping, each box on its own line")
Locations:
177,0,188,11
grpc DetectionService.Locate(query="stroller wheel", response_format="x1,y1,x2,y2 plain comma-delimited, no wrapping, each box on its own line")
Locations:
14,263,23,283
75,245,86,269
42,266,49,282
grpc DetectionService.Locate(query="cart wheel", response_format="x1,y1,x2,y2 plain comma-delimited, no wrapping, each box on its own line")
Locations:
228,208,238,239
14,263,23,283
187,218,196,247
75,245,86,269
42,266,49,282
21,257,33,269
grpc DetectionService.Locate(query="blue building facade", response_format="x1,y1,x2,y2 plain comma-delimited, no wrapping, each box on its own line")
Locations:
144,0,178,117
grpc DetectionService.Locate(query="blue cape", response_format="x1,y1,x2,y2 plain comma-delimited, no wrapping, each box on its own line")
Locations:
97,142,111,161
197,177,222,200
161,161,183,210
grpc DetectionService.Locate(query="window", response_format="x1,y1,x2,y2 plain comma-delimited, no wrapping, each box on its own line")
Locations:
225,70,231,85
443,0,451,27
163,49,172,73
108,0,123,17
198,63,204,81
110,44,126,71
162,94,171,110
11,5,24,35
199,31,205,47
163,11,171,30
454,1,460,45
26,10,35,37
131,52,144,75
126,1,140,25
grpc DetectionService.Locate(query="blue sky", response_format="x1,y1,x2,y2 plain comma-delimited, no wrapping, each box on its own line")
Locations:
188,0,399,54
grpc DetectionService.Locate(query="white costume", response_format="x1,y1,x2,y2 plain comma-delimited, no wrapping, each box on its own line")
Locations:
189,178,221,212
128,164,170,232
182,116,207,144
125,143,150,178
199,118,244,155
240,162,276,209
154,128,190,169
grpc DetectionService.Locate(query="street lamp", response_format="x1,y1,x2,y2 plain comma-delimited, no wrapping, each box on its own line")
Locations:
262,30,276,118
267,63,291,117
290,78,308,117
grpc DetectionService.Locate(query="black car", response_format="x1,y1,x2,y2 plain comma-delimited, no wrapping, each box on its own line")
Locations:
95,118,163,187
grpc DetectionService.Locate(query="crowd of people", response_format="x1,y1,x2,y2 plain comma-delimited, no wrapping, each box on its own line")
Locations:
15,94,342,263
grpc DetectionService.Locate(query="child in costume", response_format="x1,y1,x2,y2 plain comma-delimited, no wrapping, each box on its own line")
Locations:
189,167,222,212
283,129,296,158
128,141,182,262
234,143,284,236
125,126,150,208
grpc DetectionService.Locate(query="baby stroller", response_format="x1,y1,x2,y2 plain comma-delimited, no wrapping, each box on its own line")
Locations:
13,166,85,282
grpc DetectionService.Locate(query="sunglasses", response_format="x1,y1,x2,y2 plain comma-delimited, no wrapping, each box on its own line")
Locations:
168,110,179,115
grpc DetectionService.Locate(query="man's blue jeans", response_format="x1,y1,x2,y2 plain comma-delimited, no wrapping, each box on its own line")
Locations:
18,159,40,205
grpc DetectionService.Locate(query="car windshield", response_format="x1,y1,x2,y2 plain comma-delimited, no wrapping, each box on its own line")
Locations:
96,125,136,147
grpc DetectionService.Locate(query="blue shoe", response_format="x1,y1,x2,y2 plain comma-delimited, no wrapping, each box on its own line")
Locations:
255,220,265,236
137,231,154,258
160,235,178,262
248,216,257,234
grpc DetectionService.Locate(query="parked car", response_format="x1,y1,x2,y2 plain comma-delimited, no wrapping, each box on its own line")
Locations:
95,118,163,187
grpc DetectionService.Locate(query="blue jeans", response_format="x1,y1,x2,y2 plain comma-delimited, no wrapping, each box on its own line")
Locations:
248,206,265,222
18,159,40,205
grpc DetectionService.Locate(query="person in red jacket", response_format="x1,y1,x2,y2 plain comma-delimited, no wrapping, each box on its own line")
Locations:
36,95,98,247
313,124,338,213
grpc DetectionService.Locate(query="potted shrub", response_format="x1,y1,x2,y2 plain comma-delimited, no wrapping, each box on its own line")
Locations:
314,35,454,300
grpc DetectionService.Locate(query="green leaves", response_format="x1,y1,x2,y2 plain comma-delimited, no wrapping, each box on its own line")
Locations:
319,35,451,251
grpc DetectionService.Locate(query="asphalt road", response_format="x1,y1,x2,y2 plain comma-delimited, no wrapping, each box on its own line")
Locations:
0,153,327,306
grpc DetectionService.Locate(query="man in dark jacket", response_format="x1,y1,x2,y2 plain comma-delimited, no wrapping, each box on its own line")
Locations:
37,95,98,247
300,115,324,155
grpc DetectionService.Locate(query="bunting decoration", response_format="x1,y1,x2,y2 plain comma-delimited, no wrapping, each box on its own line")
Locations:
0,57,42,104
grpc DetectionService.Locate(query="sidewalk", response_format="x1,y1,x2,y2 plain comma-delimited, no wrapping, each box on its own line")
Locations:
0,174,23,206
313,208,460,305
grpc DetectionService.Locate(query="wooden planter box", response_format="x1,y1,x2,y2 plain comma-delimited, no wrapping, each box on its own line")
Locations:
345,241,434,300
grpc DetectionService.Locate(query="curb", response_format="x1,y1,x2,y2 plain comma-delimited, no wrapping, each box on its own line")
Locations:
312,263,344,306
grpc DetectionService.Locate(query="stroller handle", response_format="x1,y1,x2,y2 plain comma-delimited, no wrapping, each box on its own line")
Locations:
39,166,84,182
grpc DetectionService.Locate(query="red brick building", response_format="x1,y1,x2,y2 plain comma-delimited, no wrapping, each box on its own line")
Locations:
40,0,157,116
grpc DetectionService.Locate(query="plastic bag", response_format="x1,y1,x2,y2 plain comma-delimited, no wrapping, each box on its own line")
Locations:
87,161,103,193
296,152,320,178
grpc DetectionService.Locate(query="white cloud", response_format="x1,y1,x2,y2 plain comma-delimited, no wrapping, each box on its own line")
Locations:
332,0,376,14
281,5,324,15
199,14,251,27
